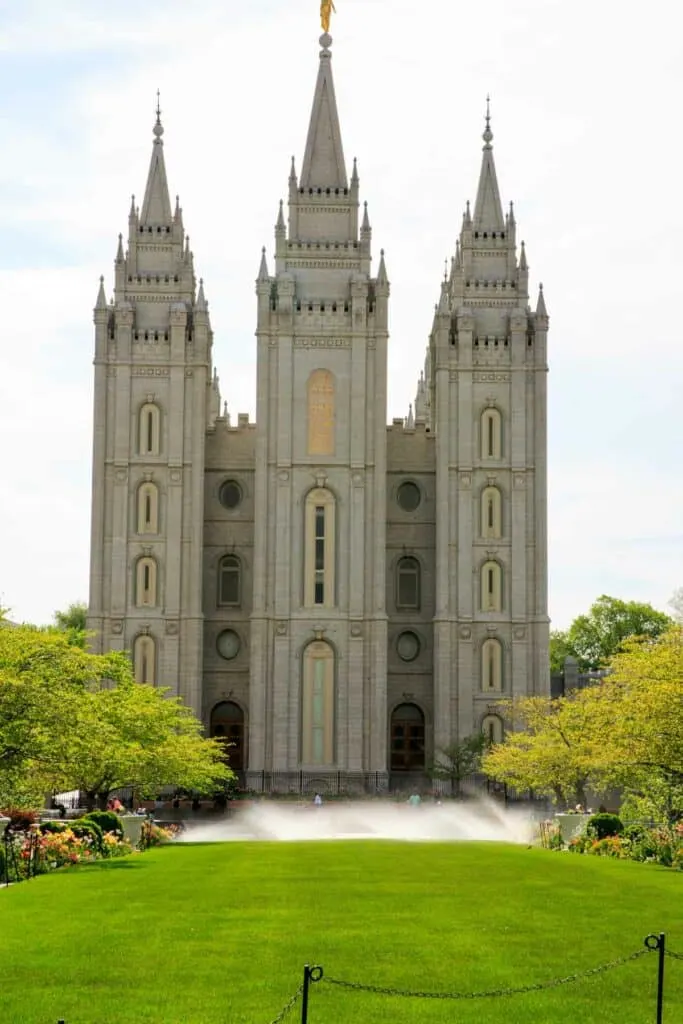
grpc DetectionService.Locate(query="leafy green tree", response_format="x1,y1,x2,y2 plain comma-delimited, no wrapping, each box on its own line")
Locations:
0,624,234,810
482,694,602,809
430,735,486,796
53,601,88,648
586,628,683,822
557,595,672,672
549,629,573,674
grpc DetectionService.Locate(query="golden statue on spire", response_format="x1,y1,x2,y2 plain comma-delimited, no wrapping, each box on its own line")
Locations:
320,0,336,33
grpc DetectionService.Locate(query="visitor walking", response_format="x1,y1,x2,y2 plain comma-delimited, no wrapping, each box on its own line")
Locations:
313,793,323,807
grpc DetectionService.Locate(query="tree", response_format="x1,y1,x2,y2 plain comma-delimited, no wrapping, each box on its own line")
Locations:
586,628,683,822
0,624,234,810
482,694,603,809
430,735,486,796
549,629,573,674
53,601,88,648
555,595,672,672
52,680,234,810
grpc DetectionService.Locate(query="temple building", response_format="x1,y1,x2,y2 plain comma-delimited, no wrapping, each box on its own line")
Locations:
87,28,550,792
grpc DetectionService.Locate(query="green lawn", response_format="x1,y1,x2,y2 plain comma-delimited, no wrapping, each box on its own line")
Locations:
0,842,681,1023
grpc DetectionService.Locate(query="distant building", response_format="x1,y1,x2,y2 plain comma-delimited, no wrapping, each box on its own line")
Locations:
551,657,609,698
87,29,550,792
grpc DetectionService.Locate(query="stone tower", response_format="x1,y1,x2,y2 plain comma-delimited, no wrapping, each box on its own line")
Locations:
247,31,390,786
87,106,214,717
424,103,549,755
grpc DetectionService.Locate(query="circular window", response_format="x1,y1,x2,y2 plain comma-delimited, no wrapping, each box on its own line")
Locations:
397,481,421,512
219,480,242,510
396,631,421,662
216,629,241,661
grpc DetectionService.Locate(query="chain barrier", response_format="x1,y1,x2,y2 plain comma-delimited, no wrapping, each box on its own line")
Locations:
266,984,303,1024
666,949,683,961
323,948,651,1001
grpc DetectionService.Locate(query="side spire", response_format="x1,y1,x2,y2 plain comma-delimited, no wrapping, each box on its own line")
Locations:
140,91,172,225
300,35,348,190
473,95,504,232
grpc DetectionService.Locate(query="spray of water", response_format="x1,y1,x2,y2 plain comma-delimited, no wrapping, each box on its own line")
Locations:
178,797,534,845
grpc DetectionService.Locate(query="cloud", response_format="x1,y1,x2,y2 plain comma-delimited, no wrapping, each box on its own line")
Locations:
0,0,681,627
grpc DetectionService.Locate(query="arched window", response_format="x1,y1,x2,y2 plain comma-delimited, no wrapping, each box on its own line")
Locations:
396,556,420,610
482,714,504,745
481,407,502,459
133,634,156,685
481,560,503,612
301,641,335,766
139,403,161,456
210,701,245,772
304,488,336,608
307,369,335,456
390,703,425,771
482,638,503,692
137,483,159,534
218,555,241,606
135,556,157,607
481,486,502,539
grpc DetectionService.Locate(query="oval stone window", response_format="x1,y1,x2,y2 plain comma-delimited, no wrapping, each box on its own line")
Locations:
397,481,421,512
216,629,241,661
396,630,421,662
219,480,242,510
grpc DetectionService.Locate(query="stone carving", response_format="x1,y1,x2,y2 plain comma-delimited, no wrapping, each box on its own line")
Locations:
460,626,472,639
294,337,351,348
170,470,182,483
352,472,364,487
514,474,526,488
350,623,362,638
514,627,526,640
111,620,123,635
115,469,127,483
132,368,170,377
276,621,288,636
278,470,290,483
474,372,510,382
459,473,471,488
166,621,179,636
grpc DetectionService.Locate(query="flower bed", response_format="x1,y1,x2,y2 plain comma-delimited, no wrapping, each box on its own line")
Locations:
541,814,683,869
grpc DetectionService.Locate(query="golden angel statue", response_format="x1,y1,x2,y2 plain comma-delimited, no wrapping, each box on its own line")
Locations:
320,0,336,33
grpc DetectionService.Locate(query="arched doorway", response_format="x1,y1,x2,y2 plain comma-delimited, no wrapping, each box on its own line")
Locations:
210,701,245,772
390,703,425,772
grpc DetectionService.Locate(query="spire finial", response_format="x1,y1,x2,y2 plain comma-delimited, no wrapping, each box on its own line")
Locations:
153,89,164,141
483,94,493,148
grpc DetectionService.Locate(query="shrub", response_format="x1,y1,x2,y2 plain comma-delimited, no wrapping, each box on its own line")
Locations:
587,813,624,840
83,811,123,839
69,820,104,850
1,808,38,834
39,820,69,835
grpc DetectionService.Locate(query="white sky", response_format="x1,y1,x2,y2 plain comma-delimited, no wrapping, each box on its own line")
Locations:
0,0,681,628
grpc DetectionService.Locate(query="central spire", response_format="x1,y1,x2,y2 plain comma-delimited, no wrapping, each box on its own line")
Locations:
473,96,504,232
140,92,172,225
300,34,348,191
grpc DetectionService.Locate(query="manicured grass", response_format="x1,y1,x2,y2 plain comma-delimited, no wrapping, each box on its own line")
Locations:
0,842,681,1023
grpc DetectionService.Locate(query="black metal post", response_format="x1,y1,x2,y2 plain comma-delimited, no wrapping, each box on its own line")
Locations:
645,933,666,1024
300,965,323,1023
656,933,666,1024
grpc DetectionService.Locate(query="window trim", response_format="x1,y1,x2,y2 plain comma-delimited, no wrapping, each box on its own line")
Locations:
481,486,503,539
137,482,159,534
481,638,503,692
481,559,503,612
481,407,502,460
301,640,335,766
217,554,242,607
482,713,504,745
396,555,421,610
304,487,336,608
133,634,156,685
135,556,158,608
138,402,161,456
